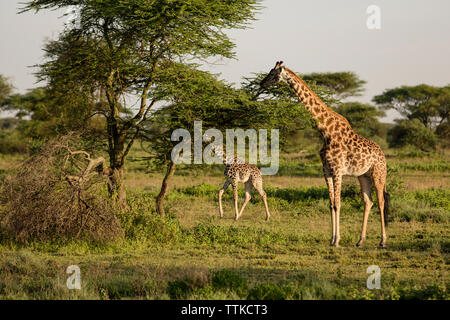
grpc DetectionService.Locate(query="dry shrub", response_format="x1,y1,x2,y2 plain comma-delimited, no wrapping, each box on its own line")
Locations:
0,134,122,242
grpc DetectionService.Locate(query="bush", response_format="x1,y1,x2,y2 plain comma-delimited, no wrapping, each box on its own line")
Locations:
370,135,389,151
247,283,287,300
212,269,248,297
167,278,194,299
435,121,449,148
0,134,121,242
0,129,28,154
167,272,210,299
96,278,137,300
388,119,437,151
118,193,182,244
389,284,448,300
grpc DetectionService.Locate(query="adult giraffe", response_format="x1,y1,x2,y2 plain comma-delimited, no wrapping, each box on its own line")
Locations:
260,61,390,247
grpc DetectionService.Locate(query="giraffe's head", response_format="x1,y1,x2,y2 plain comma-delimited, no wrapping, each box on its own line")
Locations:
260,61,287,89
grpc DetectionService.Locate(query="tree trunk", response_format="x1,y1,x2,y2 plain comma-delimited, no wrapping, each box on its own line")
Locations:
106,110,128,209
156,161,176,217
108,166,127,210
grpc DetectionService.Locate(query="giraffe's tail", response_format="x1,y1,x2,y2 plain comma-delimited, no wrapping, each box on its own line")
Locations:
383,188,390,227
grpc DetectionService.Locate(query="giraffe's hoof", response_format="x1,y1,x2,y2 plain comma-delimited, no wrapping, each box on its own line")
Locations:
333,238,341,247
379,236,387,248
265,217,270,222
356,238,365,247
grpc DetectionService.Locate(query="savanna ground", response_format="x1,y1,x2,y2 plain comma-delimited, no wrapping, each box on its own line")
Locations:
0,143,448,300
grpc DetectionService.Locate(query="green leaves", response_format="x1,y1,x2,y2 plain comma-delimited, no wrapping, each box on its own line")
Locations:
334,102,385,138
301,71,366,100
373,84,449,128
25,0,263,115
23,0,261,61
388,119,438,151
0,75,13,105
1,86,96,139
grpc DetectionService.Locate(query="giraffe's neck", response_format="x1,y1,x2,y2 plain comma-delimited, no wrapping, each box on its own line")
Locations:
212,145,228,165
282,68,351,139
212,145,245,165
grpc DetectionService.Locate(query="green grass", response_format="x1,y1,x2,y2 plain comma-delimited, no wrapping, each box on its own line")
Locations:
389,161,450,173
0,148,449,300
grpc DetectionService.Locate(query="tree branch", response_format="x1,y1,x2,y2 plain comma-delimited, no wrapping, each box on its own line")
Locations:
121,99,157,163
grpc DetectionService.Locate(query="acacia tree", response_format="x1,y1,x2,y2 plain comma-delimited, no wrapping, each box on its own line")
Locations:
334,102,386,138
0,75,13,104
373,84,450,129
301,71,367,100
1,86,101,140
22,0,261,208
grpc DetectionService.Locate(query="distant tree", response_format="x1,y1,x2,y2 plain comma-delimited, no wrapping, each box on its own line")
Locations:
1,86,101,139
434,85,450,127
435,121,450,147
388,119,437,151
301,72,366,100
22,0,261,208
0,75,13,104
373,84,450,129
0,118,22,130
334,102,386,138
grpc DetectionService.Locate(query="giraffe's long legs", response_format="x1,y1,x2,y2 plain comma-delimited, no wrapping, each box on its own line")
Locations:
322,158,336,245
218,180,230,218
232,183,240,221
324,175,336,245
332,174,343,247
373,166,387,247
253,178,270,221
237,181,252,220
321,152,337,246
356,175,373,247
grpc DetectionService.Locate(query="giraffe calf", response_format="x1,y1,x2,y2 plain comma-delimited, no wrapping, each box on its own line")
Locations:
219,162,270,221
203,134,270,221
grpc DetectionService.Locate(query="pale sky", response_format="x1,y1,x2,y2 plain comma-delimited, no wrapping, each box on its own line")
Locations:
1,0,450,122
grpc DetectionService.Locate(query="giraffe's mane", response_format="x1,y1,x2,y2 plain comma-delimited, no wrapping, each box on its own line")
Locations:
283,67,352,127
283,67,325,104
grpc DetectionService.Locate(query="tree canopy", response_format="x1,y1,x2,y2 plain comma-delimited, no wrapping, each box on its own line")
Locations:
373,84,450,128
301,71,366,100
1,86,101,139
22,0,262,207
334,102,385,138
0,75,13,104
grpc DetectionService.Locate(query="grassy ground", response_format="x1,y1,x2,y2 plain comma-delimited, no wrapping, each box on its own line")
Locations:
0,147,448,300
